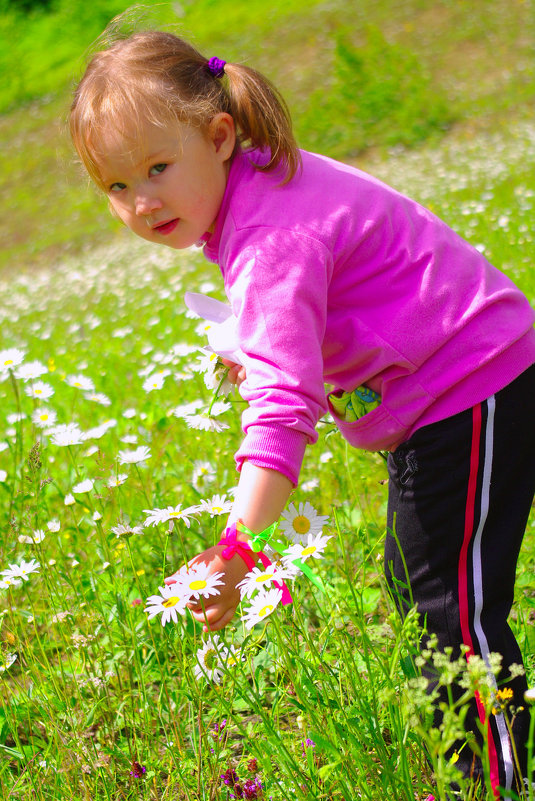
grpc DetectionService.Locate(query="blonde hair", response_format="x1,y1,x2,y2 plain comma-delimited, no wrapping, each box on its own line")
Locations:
70,29,301,187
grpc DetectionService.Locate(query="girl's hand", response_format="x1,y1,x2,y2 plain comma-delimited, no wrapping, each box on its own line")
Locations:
220,357,246,387
165,545,251,632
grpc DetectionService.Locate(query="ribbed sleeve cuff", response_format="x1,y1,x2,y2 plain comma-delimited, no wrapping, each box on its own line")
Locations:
234,424,308,486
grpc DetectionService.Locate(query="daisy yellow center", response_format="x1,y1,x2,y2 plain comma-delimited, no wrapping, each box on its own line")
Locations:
163,597,180,607
189,579,207,591
301,545,317,557
292,516,311,535
35,389,42,395
203,648,218,669
259,604,274,617
227,655,238,667
40,414,48,421
169,511,180,517
255,572,274,583
4,360,13,366
212,506,223,513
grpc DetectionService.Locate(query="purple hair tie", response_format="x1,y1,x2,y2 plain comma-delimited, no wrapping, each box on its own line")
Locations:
206,56,226,78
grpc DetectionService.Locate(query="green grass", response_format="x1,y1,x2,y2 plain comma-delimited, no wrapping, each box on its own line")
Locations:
0,1,535,798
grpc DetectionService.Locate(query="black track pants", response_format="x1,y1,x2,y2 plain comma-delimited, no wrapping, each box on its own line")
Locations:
385,364,535,798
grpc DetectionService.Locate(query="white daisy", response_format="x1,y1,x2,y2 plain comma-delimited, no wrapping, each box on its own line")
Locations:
279,502,330,544
107,473,128,488
72,478,94,494
123,408,137,419
2,558,40,582
184,414,229,433
66,374,95,392
192,634,239,684
0,348,25,375
144,585,188,626
197,493,233,517
84,420,117,440
236,564,295,600
47,520,60,532
49,423,85,446
209,400,232,416
171,399,203,419
143,505,197,528
193,636,225,684
282,532,332,564
25,380,54,400
0,470,7,483
31,407,57,429
117,445,151,465
18,529,46,545
64,494,75,506
15,360,47,381
173,562,224,602
192,460,216,489
142,370,170,392
84,392,111,406
0,653,17,672
242,588,283,630
0,576,22,589
111,522,143,539
7,412,25,424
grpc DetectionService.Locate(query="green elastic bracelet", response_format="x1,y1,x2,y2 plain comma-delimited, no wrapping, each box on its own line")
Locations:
236,520,278,552
236,520,328,594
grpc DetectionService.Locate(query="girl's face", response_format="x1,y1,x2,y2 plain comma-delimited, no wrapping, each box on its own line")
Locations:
94,114,236,249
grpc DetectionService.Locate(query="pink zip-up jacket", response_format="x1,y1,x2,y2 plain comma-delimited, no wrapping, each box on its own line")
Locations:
203,148,535,485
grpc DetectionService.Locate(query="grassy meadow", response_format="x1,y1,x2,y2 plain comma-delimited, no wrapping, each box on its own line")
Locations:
1,1,535,799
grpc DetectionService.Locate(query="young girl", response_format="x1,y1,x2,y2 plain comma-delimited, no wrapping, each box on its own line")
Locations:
70,28,535,798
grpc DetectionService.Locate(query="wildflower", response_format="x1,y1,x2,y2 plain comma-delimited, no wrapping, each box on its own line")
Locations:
243,777,263,798
14,360,47,381
173,562,224,601
185,413,229,432
192,460,216,489
0,653,17,672
123,408,137,418
84,391,111,406
107,473,128,488
142,370,169,392
0,348,25,375
84,420,117,440
111,522,143,539
237,564,294,600
31,407,57,429
50,423,85,446
221,767,240,787
129,760,146,778
0,470,6,483
143,505,197,528
198,493,233,517
2,558,40,582
279,502,329,543
211,718,227,740
66,374,95,392
492,687,515,715
0,576,22,590
194,636,227,684
283,532,332,563
172,399,203,419
242,588,283,629
18,529,46,545
117,445,151,465
64,494,75,506
144,585,188,626
72,478,94,494
47,520,60,532
247,758,258,773
25,380,54,400
524,688,535,703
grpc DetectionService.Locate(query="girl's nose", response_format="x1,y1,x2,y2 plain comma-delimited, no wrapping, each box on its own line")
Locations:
135,190,162,217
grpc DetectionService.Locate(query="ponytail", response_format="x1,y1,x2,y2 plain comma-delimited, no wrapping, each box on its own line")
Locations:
223,62,301,183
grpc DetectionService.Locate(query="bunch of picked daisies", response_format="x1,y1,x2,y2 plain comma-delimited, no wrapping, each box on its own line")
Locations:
144,501,332,683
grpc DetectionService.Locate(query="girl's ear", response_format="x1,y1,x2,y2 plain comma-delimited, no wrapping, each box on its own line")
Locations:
209,113,236,162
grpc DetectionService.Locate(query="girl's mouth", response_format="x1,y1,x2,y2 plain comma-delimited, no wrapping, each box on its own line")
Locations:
153,219,179,235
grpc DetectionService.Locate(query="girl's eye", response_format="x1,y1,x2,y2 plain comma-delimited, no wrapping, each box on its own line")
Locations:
149,163,167,176
109,182,126,193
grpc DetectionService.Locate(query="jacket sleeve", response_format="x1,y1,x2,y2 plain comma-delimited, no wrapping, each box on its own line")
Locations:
223,227,333,485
